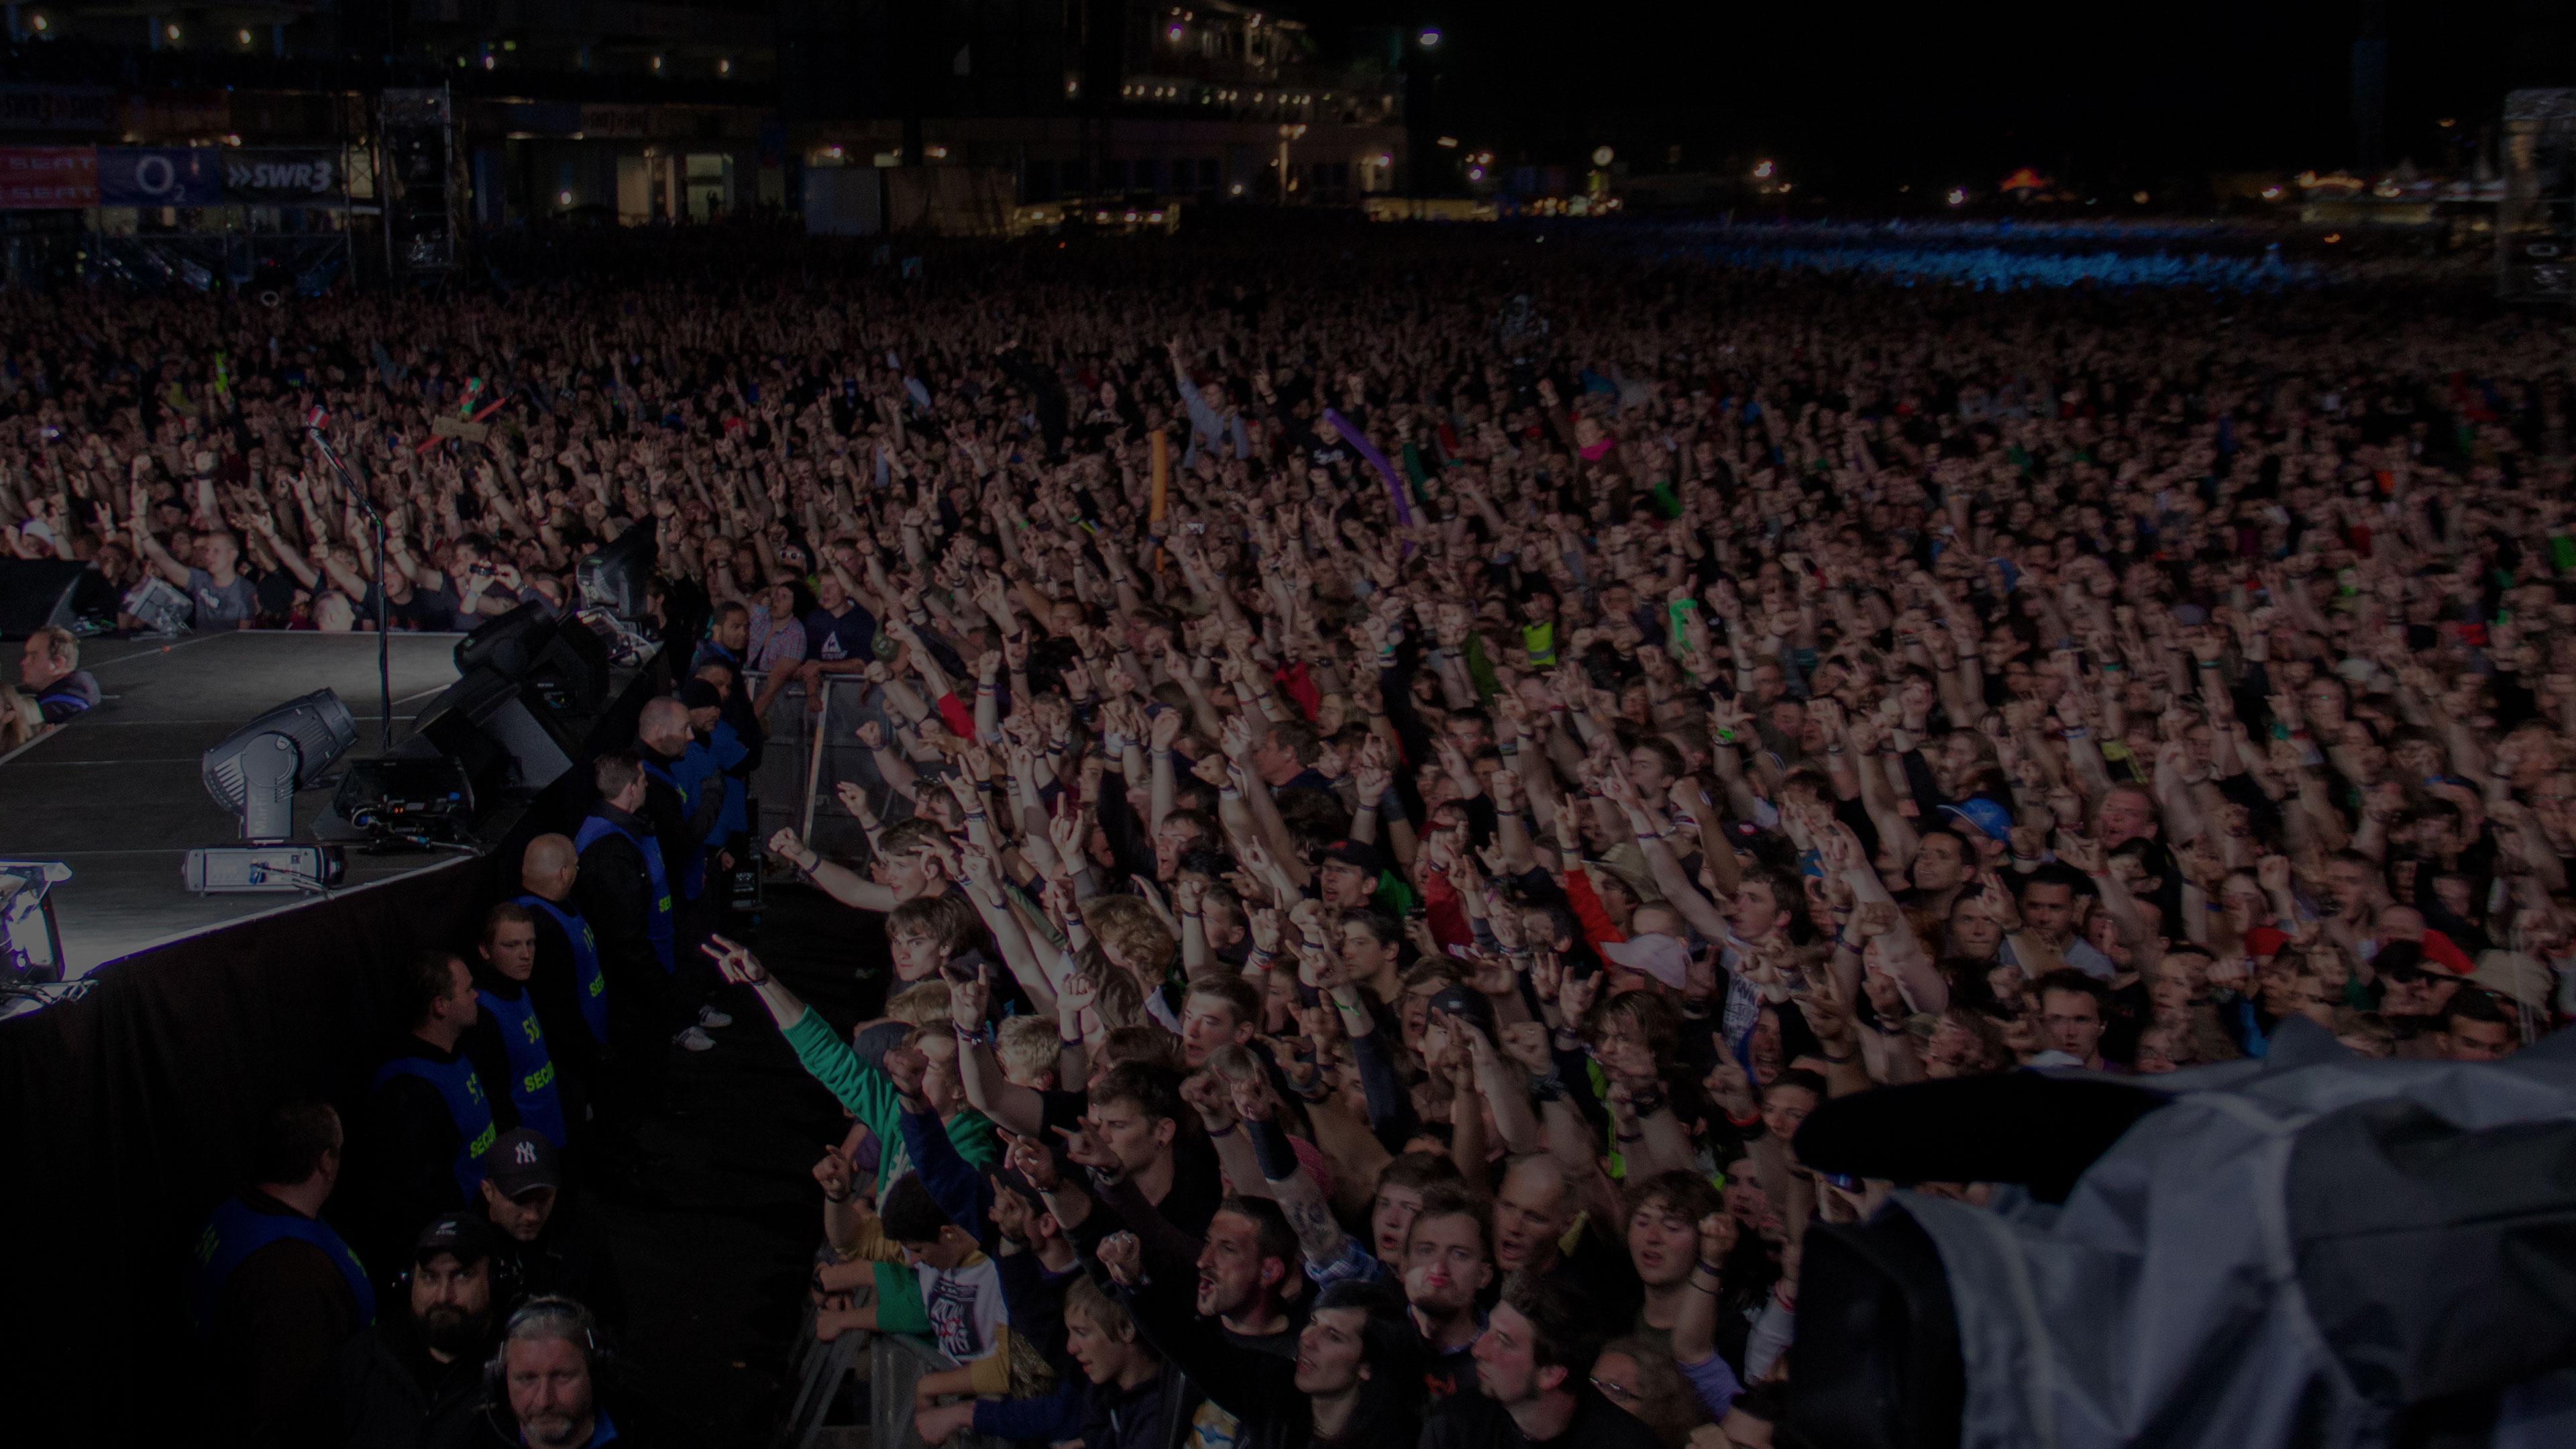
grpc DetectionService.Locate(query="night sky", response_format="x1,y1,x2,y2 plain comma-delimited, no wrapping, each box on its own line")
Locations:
1309,0,2573,191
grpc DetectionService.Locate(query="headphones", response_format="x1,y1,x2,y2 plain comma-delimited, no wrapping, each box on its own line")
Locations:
482,1293,612,1400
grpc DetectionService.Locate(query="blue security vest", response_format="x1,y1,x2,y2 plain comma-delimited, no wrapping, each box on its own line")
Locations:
639,748,717,902
473,985,570,1148
573,812,675,972
708,720,751,839
370,1052,498,1199
188,1195,376,1337
515,894,609,1046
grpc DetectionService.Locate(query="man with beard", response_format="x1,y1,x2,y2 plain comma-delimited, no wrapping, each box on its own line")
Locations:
315,1213,502,1448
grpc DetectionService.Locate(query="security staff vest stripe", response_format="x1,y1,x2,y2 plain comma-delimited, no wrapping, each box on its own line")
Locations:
473,986,570,1148
370,1054,498,1199
515,894,609,1044
572,812,675,972
186,1195,376,1336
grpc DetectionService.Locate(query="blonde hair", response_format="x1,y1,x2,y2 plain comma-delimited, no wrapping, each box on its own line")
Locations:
996,1014,1063,1084
886,980,954,1028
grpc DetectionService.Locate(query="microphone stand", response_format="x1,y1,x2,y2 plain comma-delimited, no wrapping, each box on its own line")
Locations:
305,423,394,752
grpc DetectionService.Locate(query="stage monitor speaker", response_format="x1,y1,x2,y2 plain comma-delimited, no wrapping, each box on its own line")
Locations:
411,665,580,798
455,602,610,716
0,559,115,639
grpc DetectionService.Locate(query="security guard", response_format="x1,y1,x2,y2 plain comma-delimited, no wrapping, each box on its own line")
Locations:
188,1100,374,1443
574,750,681,1097
360,950,502,1266
466,904,571,1150
513,834,608,1110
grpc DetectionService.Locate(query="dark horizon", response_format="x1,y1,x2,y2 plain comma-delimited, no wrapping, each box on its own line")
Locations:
1308,0,2574,193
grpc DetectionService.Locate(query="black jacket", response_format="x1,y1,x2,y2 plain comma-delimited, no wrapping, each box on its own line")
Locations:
356,1037,485,1271
572,801,663,986
308,1309,494,1449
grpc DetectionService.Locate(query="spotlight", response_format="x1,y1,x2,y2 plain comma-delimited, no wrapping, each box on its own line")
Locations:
557,189,572,205
1592,146,1613,167
164,22,180,40
1417,26,1442,47
2131,189,2150,204
30,14,46,31
1753,160,1775,179
236,28,251,44
1945,186,1967,207
184,690,357,894
717,57,731,75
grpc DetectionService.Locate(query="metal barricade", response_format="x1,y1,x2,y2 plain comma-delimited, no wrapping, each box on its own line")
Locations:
871,1334,1011,1449
741,674,914,868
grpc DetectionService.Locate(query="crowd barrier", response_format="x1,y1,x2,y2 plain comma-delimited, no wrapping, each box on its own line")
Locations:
741,675,914,869
775,1287,1008,1449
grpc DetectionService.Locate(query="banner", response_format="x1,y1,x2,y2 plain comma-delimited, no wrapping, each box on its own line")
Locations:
0,85,113,133
222,148,343,204
0,147,98,209
98,147,223,207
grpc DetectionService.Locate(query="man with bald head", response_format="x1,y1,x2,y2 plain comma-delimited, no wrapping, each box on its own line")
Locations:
514,833,608,1118
1490,1155,1646,1336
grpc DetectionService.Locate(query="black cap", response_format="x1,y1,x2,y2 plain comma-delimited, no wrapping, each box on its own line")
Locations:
1320,838,1381,875
675,678,722,710
414,1212,498,1267
483,1128,561,1199
1426,983,1497,1042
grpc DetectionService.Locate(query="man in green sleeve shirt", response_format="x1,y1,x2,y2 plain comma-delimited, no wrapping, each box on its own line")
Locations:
702,936,998,1180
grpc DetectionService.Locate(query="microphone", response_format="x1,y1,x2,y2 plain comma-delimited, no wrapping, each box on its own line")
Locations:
305,406,329,432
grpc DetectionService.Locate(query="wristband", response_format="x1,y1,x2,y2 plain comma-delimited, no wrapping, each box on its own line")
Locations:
1206,1122,1238,1140
2061,727,2089,740
823,1186,853,1204
2198,659,2223,669
1724,1104,1763,1130
1715,727,1737,744
1246,1116,1303,1180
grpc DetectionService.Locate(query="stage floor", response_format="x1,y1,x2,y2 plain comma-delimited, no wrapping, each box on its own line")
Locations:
4,631,470,974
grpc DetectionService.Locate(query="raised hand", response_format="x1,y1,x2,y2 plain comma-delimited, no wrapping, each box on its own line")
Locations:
1096,1230,1144,1287
702,934,771,985
1004,1131,1060,1193
1179,1071,1238,1132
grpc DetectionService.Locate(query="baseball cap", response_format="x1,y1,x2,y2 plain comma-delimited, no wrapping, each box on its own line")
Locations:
675,678,722,711
1425,983,1498,1041
1320,839,1382,875
852,1020,912,1075
1600,933,1691,990
1940,797,2014,844
414,1212,498,1267
483,1128,561,1200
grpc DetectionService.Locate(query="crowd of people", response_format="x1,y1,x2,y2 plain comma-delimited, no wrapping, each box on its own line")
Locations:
21,224,2573,1448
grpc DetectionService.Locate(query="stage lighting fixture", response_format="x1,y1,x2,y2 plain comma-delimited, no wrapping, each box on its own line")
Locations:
0,860,70,986
184,689,356,895
576,522,659,663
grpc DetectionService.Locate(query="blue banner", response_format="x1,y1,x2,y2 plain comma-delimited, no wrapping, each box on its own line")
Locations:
98,147,223,207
